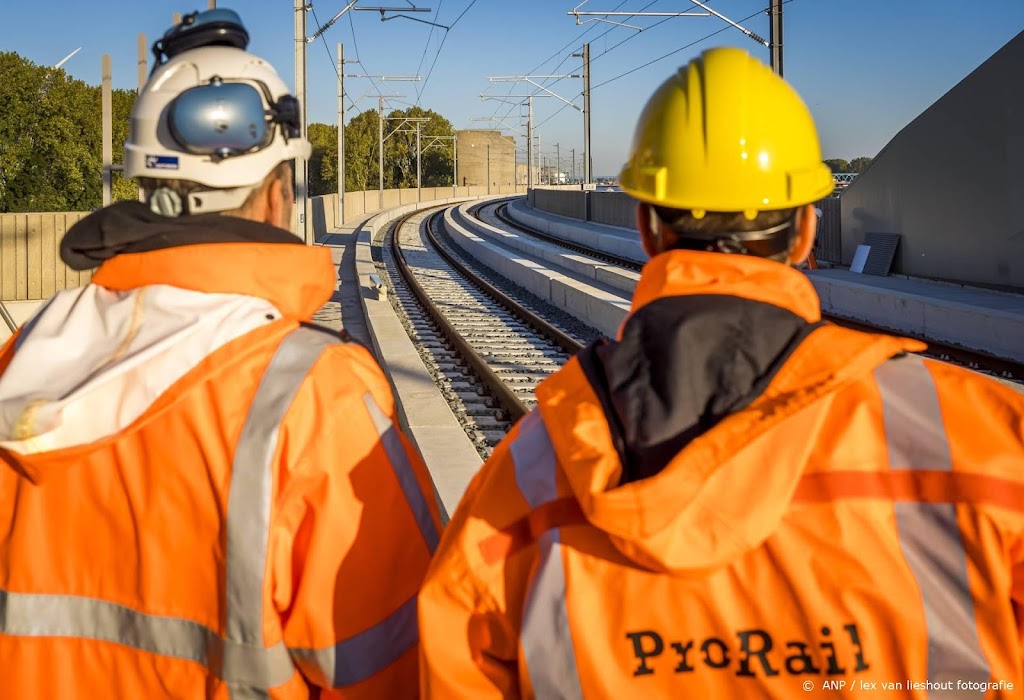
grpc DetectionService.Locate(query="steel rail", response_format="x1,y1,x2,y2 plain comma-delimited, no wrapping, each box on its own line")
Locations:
0,300,17,333
425,211,583,355
390,208,529,422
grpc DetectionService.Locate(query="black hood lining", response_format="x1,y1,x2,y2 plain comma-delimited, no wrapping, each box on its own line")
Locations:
578,295,821,484
60,201,301,271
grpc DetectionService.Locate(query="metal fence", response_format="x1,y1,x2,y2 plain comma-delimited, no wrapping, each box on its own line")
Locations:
813,196,842,264
528,188,845,264
0,212,93,302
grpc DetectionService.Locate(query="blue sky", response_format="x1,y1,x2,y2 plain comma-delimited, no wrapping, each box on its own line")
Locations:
3,1,1023,177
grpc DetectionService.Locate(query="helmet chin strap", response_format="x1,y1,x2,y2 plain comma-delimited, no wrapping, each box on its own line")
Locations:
650,205,796,259
148,185,255,217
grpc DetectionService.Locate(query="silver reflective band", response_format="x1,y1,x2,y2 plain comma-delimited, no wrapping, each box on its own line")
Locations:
511,410,585,700
291,594,419,688
362,393,440,553
226,326,340,695
0,327,339,693
874,355,951,471
0,589,293,687
875,355,990,689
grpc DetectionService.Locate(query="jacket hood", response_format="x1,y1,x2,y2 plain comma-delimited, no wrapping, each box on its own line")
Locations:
60,201,302,271
535,250,923,573
0,220,336,475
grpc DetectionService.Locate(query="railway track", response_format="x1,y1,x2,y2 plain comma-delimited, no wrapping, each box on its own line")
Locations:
475,199,1024,382
380,206,584,457
489,200,644,271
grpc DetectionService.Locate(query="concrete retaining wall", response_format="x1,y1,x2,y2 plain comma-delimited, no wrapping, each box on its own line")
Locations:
528,189,843,261
1,185,529,304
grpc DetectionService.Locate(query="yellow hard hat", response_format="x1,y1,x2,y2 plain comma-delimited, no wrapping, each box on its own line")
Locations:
619,47,834,216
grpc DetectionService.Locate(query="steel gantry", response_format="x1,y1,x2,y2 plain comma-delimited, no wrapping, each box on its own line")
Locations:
566,1,785,75
295,1,436,241
386,115,431,201
484,71,586,189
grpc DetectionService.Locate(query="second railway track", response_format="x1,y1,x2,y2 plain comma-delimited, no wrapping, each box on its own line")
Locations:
379,205,588,457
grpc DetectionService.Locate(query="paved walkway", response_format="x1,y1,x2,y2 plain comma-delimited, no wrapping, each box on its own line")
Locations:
312,214,381,347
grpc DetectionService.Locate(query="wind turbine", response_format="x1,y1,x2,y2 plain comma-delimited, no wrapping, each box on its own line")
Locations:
54,47,82,70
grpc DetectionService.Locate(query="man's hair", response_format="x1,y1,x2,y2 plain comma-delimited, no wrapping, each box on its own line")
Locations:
138,160,293,218
652,205,798,261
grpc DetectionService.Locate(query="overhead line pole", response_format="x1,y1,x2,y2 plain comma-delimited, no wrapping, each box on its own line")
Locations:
102,54,112,207
294,0,309,243
378,96,385,209
583,43,591,185
299,3,432,236
768,0,783,76
338,43,345,225
486,76,581,190
385,116,429,199
528,97,533,189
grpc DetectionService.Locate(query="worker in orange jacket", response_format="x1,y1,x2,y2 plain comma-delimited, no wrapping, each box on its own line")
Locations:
418,46,1024,698
0,10,442,698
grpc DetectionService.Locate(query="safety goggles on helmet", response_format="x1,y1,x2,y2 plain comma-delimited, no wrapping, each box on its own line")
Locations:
167,78,301,162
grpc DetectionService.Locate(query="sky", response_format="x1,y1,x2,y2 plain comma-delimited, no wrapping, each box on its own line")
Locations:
2,1,1023,177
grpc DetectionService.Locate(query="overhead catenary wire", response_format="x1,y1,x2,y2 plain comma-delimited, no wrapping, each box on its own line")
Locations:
416,0,480,105
591,2,792,90
483,0,634,127
531,3,790,134
310,6,361,113
486,0,667,139
414,0,444,99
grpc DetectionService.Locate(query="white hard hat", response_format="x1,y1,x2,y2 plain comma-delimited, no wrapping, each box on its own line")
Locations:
125,22,310,214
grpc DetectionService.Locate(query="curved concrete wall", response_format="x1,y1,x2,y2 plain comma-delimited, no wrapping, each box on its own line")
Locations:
841,30,1024,289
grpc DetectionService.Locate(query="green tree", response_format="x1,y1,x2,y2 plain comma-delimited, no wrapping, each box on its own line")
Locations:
334,106,456,194
308,122,338,197
823,158,851,174
382,106,455,188
0,51,136,212
849,156,873,173
343,109,379,192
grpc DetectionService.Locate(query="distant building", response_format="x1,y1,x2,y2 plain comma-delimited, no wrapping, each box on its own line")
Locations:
456,130,516,189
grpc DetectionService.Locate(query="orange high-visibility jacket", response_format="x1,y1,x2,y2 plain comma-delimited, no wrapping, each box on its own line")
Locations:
419,250,1024,699
0,240,443,698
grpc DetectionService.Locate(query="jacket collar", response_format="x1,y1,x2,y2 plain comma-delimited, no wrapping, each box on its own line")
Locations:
628,249,822,330
92,242,336,321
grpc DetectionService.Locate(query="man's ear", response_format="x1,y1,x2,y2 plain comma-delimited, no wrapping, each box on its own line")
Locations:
786,203,817,265
636,203,659,259
264,172,291,230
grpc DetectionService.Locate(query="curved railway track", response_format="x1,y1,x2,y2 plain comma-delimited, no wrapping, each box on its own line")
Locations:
474,199,1024,382
381,206,584,456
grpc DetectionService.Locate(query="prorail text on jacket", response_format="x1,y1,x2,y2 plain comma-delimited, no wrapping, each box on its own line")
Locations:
627,623,870,678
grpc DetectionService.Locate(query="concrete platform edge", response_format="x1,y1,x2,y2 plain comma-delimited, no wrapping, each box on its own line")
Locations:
352,198,491,515
809,274,1024,363
444,203,631,338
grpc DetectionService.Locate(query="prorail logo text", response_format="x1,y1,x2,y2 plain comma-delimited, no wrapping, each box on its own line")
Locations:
626,624,870,678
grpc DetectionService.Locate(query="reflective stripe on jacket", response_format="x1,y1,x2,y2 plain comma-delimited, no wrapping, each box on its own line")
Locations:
0,242,443,698
418,249,1024,699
